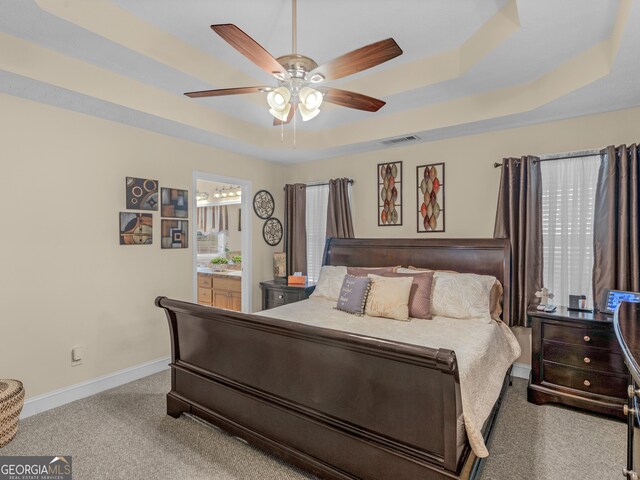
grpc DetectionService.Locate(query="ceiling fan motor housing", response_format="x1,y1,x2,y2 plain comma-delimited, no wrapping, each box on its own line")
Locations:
276,54,318,79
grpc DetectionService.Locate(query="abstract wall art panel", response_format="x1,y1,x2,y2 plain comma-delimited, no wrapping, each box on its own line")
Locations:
161,220,189,249
126,177,158,210
416,163,445,232
119,212,153,245
161,187,189,218
377,161,402,226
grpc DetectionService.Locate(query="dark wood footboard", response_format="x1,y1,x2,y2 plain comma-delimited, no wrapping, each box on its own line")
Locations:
156,297,469,480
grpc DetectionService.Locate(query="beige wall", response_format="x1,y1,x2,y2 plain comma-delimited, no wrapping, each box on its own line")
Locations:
285,106,640,364
0,94,283,399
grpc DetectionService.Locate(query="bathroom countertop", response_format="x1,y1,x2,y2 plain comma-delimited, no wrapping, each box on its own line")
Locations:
197,267,242,278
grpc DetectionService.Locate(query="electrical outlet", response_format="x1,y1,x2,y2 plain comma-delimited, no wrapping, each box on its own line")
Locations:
71,346,84,366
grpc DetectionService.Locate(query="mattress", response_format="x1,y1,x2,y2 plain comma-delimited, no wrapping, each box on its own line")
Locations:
256,297,521,458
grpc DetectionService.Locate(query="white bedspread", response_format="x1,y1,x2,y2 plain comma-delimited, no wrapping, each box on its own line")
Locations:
256,297,521,458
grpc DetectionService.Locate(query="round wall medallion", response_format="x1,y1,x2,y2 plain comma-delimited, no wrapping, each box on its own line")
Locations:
263,218,283,246
253,190,275,219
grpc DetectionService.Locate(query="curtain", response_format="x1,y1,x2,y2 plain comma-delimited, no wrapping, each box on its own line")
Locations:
592,144,640,311
306,184,329,283
494,156,543,327
197,206,228,233
541,155,600,308
326,178,355,239
284,183,307,276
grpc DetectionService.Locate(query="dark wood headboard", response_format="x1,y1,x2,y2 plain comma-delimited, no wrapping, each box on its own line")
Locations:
323,237,511,323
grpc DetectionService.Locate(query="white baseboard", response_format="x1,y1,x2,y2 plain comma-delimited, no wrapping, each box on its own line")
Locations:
512,362,531,380
20,356,170,419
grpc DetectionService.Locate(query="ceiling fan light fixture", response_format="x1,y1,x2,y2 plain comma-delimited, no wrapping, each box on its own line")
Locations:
269,103,292,121
267,87,291,111
300,87,323,110
308,73,324,83
299,103,320,122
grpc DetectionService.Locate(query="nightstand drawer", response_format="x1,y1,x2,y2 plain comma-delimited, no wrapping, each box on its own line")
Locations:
267,289,302,305
542,361,627,398
543,341,627,374
543,323,618,350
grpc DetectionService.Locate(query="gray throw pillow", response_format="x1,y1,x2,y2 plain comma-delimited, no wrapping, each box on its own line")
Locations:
335,275,371,316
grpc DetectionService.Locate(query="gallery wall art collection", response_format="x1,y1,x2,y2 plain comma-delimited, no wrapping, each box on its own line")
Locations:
119,176,189,248
375,161,445,232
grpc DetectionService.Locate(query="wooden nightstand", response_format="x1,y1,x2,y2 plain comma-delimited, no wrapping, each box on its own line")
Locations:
528,306,626,418
259,280,316,310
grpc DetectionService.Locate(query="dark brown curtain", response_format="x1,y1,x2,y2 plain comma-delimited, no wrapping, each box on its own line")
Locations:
284,183,307,276
494,156,543,327
592,144,640,311
326,178,354,239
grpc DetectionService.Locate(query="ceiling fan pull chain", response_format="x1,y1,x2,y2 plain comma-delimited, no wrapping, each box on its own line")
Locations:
293,109,297,149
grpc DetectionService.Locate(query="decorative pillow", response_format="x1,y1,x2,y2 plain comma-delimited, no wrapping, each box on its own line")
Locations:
310,266,347,301
375,271,435,319
347,266,399,277
400,267,504,321
430,271,497,321
365,274,414,321
335,275,371,315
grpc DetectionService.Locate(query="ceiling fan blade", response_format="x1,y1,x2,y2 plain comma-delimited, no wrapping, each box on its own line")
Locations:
321,88,386,112
273,103,296,126
306,38,402,82
212,24,290,81
184,86,271,98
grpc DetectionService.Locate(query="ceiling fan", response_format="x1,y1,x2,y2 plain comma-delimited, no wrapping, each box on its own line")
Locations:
184,0,403,125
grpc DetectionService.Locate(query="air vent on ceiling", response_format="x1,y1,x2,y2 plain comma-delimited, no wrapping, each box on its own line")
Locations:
381,135,420,146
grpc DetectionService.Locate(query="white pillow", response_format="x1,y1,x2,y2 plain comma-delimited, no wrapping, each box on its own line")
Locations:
430,271,496,321
365,274,414,321
310,266,347,301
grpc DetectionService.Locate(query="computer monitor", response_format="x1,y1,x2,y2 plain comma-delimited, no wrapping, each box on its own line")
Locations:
600,289,640,315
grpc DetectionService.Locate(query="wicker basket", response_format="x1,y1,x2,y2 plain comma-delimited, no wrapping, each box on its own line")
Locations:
0,379,24,448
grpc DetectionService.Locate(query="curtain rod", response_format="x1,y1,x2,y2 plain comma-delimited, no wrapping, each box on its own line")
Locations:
493,152,601,168
284,179,355,188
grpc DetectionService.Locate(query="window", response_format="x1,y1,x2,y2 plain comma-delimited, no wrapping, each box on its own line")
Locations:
305,184,329,283
541,155,600,308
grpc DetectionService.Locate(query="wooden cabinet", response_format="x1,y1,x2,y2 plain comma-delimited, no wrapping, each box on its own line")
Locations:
259,280,316,310
197,273,241,312
528,306,626,418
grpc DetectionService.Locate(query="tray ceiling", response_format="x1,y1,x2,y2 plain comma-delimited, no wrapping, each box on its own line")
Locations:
0,0,637,163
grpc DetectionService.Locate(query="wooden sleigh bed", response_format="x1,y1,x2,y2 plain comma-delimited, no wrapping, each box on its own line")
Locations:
156,238,512,480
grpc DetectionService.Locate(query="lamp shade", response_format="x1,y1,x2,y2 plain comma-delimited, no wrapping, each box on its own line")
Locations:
298,103,320,122
267,87,291,112
269,103,292,121
299,87,323,110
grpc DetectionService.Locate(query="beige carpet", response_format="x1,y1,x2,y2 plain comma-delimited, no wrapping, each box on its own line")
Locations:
1,371,626,479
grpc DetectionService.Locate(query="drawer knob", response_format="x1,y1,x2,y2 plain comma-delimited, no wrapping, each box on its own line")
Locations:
624,405,637,416
583,357,591,364
628,385,640,399
583,380,591,387
583,335,591,342
278,294,284,299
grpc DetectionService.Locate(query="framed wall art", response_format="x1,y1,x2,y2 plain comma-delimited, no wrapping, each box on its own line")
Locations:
377,161,402,226
416,163,445,232
161,220,189,249
161,187,188,218
119,212,153,245
126,177,158,210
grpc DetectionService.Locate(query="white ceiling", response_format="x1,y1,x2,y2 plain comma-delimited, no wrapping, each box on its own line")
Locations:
0,0,637,163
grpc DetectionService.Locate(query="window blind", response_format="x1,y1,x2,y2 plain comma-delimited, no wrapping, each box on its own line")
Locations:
305,184,329,283
540,155,600,308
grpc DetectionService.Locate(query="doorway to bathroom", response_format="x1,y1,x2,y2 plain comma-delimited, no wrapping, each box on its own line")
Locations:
193,172,252,313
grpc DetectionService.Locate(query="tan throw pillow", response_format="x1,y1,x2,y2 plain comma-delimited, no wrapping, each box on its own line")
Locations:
375,271,435,319
310,266,347,301
365,274,414,321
